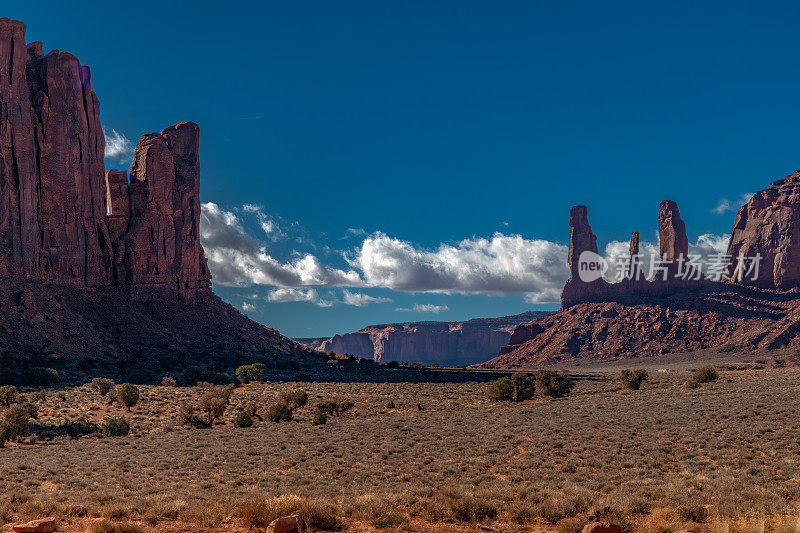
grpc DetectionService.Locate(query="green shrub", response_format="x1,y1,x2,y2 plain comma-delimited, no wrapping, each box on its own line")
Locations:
0,385,17,408
161,376,178,387
236,363,266,383
102,416,131,437
312,410,327,426
316,400,354,417
28,389,48,403
177,401,208,428
536,370,574,398
233,411,253,428
60,416,99,439
488,373,536,402
116,383,140,411
182,365,233,386
280,389,309,411
197,383,233,427
266,402,292,423
0,421,12,447
3,402,35,438
687,365,719,388
386,400,396,409
91,378,116,397
620,369,649,390
487,377,514,402
24,366,59,386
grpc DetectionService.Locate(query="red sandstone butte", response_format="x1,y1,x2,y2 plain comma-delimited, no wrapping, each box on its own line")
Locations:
0,18,209,297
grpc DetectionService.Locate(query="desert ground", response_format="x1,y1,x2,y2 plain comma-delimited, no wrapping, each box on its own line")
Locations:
2,363,800,533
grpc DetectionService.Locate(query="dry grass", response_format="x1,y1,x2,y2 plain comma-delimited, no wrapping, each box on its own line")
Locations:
1,369,800,531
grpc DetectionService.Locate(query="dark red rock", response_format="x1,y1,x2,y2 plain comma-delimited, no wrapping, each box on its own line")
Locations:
12,517,56,533
0,19,209,297
105,169,130,240
561,205,608,308
118,123,210,295
628,231,643,280
657,200,689,282
266,514,305,533
726,170,800,289
508,322,545,345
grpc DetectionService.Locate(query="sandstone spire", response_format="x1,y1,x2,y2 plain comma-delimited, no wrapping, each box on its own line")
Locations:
562,205,606,308
567,205,598,278
628,231,641,280
657,200,688,281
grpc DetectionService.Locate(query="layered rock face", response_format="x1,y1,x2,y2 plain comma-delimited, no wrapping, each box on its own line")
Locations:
0,18,209,297
299,312,547,366
726,171,800,289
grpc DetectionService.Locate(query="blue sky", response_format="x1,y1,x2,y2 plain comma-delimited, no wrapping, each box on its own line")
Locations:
9,1,800,337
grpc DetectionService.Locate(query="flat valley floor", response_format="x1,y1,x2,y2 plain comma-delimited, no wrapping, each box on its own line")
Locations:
2,366,800,532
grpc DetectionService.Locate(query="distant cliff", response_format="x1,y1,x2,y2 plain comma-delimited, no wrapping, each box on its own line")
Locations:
296,312,548,366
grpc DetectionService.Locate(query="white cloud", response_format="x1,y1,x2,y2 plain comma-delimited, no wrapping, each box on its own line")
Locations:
103,128,133,162
712,193,754,214
524,288,563,304
341,290,391,307
201,204,569,303
241,204,285,241
241,301,257,313
267,288,333,307
396,303,449,314
352,232,569,300
691,233,730,256
347,228,366,236
200,203,361,288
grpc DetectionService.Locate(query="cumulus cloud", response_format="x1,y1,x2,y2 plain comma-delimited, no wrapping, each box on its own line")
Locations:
396,303,449,314
352,232,569,298
240,301,257,313
712,193,754,215
103,128,133,162
267,288,333,307
200,203,361,288
341,290,391,307
201,204,569,303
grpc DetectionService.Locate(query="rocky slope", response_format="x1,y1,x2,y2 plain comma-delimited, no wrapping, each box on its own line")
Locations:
0,19,324,382
484,170,800,368
482,284,800,367
298,312,547,366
